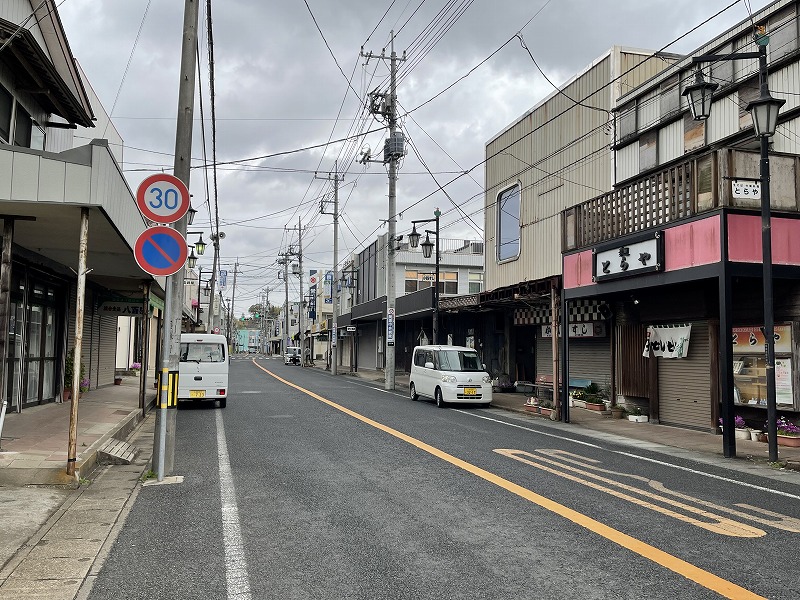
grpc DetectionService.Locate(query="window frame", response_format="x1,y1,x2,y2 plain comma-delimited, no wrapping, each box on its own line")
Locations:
497,183,521,262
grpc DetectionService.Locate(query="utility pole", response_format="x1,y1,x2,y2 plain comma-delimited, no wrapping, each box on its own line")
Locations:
278,254,290,354
361,31,405,391
153,0,199,481
287,221,305,362
316,162,342,375
229,260,238,350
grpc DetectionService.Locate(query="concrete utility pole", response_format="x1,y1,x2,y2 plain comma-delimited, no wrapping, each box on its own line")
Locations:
316,163,342,375
361,31,406,391
278,254,290,354
229,260,238,348
287,222,305,361
153,0,199,480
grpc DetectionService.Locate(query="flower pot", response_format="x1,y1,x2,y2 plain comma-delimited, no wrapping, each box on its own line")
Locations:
609,407,625,419
748,429,762,441
62,389,72,402
734,428,751,440
628,415,648,423
572,399,586,409
585,402,605,411
777,434,800,448
114,377,123,385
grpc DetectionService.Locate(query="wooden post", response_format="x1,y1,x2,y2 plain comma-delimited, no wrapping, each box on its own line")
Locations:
67,208,89,477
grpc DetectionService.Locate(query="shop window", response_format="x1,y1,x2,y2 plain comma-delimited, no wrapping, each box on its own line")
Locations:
497,184,520,261
469,272,483,294
732,325,795,409
405,270,419,293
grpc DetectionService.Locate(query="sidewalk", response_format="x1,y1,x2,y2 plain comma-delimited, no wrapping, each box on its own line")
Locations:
0,377,152,486
343,366,800,475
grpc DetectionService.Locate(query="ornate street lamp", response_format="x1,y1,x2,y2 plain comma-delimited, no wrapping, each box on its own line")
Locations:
409,209,441,344
689,30,785,461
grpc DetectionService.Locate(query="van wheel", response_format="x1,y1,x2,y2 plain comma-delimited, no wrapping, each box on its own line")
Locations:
219,398,227,408
410,383,418,401
435,388,446,408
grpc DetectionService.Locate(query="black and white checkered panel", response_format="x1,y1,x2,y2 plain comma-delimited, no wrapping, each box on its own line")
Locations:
514,300,606,326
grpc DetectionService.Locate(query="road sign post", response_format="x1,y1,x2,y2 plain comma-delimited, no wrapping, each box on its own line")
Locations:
136,173,190,224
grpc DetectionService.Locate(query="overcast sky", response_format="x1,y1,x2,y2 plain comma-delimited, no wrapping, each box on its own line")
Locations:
57,0,773,315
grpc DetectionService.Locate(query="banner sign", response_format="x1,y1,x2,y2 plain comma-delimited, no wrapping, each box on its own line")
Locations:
643,324,692,359
732,325,792,354
387,307,395,346
218,270,227,291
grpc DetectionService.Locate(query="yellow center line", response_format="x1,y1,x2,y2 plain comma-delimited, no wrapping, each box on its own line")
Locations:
252,360,765,600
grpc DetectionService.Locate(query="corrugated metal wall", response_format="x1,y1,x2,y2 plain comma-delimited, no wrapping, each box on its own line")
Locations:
657,121,683,165
658,321,712,430
707,91,739,144
98,312,117,386
535,334,612,384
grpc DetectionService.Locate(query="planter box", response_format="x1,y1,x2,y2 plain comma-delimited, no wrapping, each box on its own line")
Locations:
777,434,800,448
524,404,540,414
585,402,605,411
628,415,648,423
539,407,554,417
571,399,586,409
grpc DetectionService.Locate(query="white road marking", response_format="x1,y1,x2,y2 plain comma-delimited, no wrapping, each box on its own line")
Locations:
216,410,252,599
459,410,800,499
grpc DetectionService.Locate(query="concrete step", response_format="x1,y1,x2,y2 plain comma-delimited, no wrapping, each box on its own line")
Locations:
98,438,138,465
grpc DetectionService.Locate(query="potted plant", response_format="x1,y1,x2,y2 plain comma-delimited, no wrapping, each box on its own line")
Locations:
719,416,751,440
609,404,626,419
130,361,141,374
539,399,554,417
772,416,800,447
582,383,606,411
627,406,648,423
570,388,586,409
524,396,540,413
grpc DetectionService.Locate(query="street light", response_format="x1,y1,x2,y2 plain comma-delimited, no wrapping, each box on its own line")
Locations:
186,231,207,256
187,245,198,269
409,208,441,344
687,29,785,461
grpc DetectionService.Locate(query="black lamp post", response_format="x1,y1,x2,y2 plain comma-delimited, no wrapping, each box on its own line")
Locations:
686,31,785,461
409,208,441,344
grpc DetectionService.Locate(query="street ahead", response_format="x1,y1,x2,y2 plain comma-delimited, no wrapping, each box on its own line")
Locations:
88,359,800,600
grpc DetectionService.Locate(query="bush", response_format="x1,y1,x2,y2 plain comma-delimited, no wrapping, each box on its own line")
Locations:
64,348,86,389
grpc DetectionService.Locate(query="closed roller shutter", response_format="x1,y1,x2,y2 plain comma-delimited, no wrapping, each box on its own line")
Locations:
536,333,552,379
568,338,612,386
536,334,612,386
658,321,711,430
97,311,117,386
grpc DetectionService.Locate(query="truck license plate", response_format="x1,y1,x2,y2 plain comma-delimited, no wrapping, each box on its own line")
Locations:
190,390,206,398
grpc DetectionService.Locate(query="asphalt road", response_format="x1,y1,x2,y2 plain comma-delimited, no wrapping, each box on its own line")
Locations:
87,359,800,600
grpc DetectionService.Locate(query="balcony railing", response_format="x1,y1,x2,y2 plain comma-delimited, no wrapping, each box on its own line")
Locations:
563,148,800,251
563,157,701,251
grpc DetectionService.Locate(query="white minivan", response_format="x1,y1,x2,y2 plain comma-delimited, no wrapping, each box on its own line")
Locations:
409,345,492,408
178,333,229,408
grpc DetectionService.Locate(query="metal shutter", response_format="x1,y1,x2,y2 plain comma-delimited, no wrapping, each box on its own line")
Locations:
536,334,611,386
97,310,117,386
658,321,711,430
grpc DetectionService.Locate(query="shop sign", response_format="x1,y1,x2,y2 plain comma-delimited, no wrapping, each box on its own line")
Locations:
346,326,356,332
593,231,662,282
732,325,792,354
100,301,145,316
541,321,607,338
643,324,691,359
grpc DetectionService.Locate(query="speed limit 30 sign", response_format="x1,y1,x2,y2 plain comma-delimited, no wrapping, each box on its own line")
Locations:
136,173,191,224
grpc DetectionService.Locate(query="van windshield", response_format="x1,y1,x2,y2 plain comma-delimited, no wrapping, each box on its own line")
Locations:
180,343,225,363
437,350,482,372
